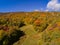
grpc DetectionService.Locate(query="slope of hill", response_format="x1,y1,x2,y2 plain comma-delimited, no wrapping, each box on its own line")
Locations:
0,12,60,45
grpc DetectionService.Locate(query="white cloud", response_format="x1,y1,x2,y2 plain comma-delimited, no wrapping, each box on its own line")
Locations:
46,0,60,11
45,9,49,12
34,9,40,11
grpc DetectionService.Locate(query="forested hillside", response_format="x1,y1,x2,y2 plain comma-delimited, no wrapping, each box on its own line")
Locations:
0,12,60,45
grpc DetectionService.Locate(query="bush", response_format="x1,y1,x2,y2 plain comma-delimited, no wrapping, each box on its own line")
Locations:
0,29,25,45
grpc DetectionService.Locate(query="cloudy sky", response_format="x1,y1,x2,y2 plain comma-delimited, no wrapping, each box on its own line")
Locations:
0,0,60,12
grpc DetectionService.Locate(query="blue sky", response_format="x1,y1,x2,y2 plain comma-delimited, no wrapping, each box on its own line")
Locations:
0,0,60,12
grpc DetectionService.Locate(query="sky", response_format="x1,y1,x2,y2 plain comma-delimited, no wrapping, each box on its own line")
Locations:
0,0,60,12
